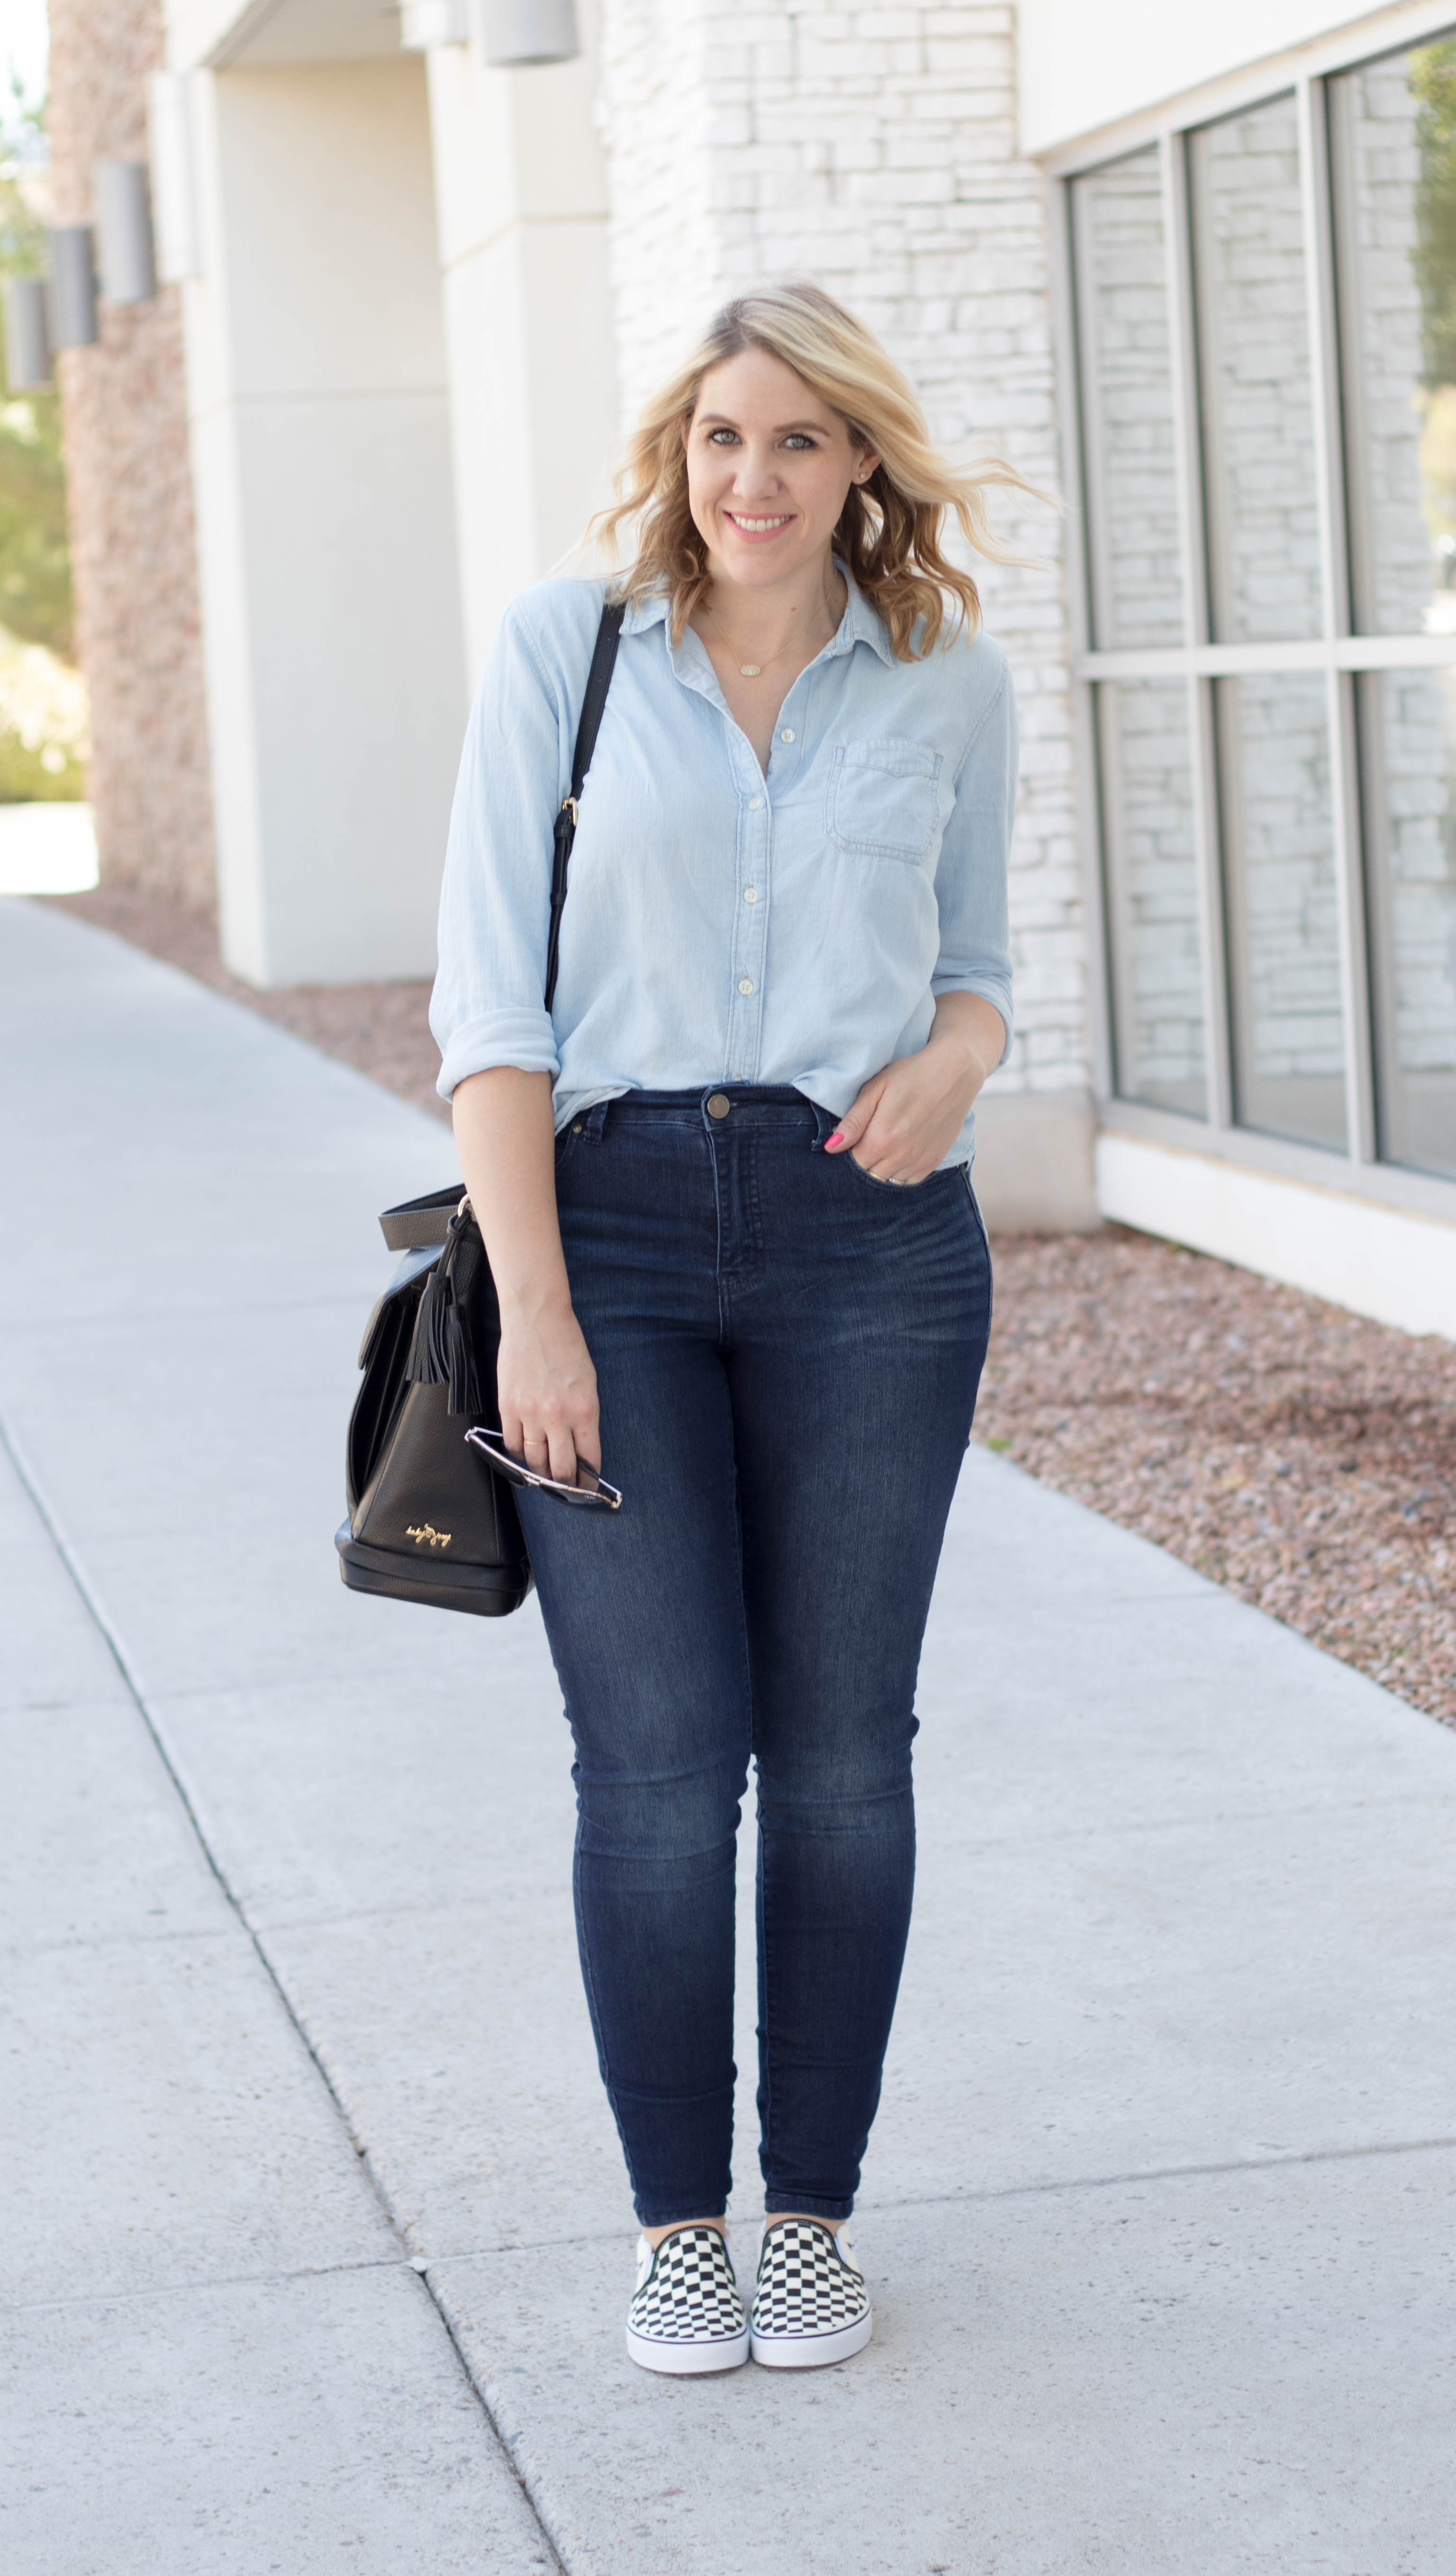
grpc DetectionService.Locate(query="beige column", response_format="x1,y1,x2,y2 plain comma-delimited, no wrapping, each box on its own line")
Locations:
425,0,619,682
173,28,468,984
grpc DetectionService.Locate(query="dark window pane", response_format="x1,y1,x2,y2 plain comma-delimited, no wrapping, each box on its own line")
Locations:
1189,95,1324,643
1071,148,1185,649
1217,673,1348,1148
1097,680,1207,1115
1357,666,1456,1176
1331,39,1456,637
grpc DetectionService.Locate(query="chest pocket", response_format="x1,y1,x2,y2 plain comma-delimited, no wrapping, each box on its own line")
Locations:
828,738,944,864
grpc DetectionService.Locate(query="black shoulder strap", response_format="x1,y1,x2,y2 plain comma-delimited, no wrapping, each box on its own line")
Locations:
545,600,624,1012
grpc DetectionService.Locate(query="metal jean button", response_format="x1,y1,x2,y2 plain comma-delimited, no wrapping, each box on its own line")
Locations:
705,1092,732,1119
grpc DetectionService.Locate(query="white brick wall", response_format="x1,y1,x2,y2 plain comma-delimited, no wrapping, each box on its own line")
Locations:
595,0,1085,1097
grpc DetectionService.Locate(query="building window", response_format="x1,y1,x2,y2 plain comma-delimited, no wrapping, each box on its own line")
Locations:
1216,671,1346,1150
1070,147,1184,651
1190,94,1323,647
1067,35,1456,1190
1095,678,1207,1117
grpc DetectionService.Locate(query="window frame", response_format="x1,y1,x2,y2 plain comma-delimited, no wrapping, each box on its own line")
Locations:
1050,2,1456,1222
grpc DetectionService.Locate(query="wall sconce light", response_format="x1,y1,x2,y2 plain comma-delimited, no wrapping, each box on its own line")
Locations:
4,159,166,387
147,73,203,282
94,162,158,304
46,227,99,350
400,0,470,45
3,275,53,390
476,0,580,65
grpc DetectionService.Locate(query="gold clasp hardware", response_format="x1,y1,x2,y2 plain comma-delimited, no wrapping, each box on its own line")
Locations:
406,1523,452,1549
561,794,579,824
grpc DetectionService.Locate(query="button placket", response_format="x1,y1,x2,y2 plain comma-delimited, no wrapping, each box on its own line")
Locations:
766,662,814,790
728,777,770,1083
672,637,787,1089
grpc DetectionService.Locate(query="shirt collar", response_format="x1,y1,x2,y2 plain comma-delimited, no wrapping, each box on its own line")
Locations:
829,561,895,665
619,589,670,639
619,560,895,666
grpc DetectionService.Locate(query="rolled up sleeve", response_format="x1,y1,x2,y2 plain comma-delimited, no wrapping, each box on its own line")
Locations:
430,598,581,1100
930,657,1017,1065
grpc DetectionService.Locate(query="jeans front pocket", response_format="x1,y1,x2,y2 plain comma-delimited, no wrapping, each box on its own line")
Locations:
827,738,944,863
842,1148,957,1195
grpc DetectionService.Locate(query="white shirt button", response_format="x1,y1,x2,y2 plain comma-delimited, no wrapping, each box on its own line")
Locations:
748,795,762,810
744,886,758,903
780,728,794,743
739,977,754,995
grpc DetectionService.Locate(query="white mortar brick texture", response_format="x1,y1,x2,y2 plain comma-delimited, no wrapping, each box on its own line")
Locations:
596,0,1085,1095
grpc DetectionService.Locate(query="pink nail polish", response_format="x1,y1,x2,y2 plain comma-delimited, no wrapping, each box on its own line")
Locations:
825,1130,843,1151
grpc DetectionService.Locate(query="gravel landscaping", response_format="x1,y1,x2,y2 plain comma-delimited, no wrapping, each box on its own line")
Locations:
978,1231,1455,1727
45,883,1456,1728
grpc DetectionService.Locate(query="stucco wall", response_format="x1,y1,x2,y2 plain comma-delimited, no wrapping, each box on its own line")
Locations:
596,0,1088,1127
181,57,465,987
47,0,216,908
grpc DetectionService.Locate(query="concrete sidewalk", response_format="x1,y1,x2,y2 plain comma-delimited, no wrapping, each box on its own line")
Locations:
3,893,1454,2575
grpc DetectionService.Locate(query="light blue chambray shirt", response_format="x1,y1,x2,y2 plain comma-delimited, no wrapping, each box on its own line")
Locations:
430,566,1016,1168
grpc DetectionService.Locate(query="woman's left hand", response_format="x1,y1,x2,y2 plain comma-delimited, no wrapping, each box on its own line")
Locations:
823,991,1006,1184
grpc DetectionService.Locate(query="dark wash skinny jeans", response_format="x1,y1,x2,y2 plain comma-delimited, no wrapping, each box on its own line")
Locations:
514,1087,992,2227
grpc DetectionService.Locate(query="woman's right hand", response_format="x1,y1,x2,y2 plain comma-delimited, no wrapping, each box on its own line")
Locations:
452,1066,599,1488
495,1295,600,1489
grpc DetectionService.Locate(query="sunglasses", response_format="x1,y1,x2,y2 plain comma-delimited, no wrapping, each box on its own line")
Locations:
465,1426,624,1513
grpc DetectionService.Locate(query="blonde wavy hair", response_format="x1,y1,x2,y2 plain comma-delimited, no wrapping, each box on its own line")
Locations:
590,280,1037,661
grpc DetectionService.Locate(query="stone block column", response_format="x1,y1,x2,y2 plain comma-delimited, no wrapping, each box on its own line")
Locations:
46,0,217,908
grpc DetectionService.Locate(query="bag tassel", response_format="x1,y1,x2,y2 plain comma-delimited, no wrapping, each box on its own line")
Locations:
406,1219,485,1417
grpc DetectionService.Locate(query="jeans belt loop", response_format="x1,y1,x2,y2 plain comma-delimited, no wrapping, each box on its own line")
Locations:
584,1098,612,1143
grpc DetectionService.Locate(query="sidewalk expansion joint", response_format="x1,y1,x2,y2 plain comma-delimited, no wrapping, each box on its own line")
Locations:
922,1784,1456,1856
859,2132,1456,2216
2,2252,417,2319
3,1922,236,1962
385,2126,1456,2267
0,1403,570,2576
6,1286,378,1336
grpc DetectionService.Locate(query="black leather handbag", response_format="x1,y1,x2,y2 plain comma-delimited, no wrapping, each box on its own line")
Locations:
335,600,624,1616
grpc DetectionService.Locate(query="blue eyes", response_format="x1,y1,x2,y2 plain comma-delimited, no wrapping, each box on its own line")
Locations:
706,429,816,450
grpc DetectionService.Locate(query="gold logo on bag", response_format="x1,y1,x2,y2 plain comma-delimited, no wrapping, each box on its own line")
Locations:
406,1523,452,1549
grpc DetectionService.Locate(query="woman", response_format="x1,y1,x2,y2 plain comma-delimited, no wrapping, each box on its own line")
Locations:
431,280,1024,2376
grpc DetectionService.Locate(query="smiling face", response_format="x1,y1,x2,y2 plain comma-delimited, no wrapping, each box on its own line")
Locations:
684,346,879,597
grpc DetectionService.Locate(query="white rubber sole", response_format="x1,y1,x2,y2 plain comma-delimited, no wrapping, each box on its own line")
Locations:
750,2307,873,2370
625,2323,751,2376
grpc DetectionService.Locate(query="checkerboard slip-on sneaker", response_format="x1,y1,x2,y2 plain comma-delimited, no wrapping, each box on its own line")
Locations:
625,2225,750,2376
750,2218,872,2369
